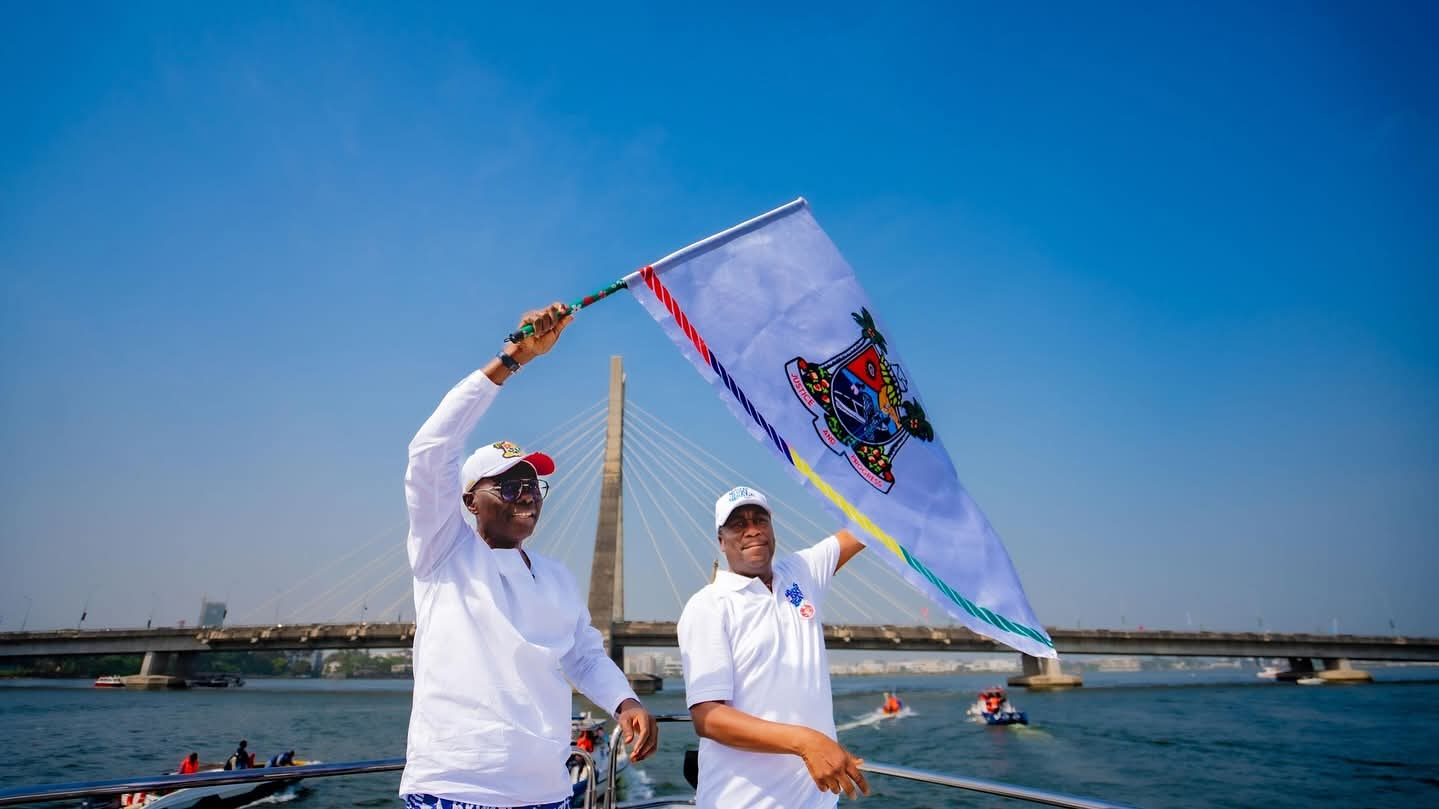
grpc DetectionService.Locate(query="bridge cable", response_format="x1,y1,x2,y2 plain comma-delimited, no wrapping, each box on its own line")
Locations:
621,459,687,614
624,416,882,623
233,519,406,624
621,443,714,585
626,410,919,624
531,437,607,565
521,396,608,452
628,404,927,610
284,540,408,622
333,563,411,624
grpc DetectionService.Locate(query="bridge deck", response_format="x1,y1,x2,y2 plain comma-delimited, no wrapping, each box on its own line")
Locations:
3,623,1436,661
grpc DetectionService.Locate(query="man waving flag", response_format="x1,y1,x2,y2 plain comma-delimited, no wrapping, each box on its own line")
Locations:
623,199,1054,658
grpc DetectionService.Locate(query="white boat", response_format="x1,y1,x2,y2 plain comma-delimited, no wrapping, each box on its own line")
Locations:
93,676,125,688
568,714,629,801
100,759,311,808
1295,677,1325,686
1256,665,1283,679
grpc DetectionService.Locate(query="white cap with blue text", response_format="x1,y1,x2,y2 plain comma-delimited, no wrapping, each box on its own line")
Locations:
714,485,771,531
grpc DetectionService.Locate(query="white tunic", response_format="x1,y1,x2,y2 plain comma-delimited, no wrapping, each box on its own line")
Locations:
400,369,637,806
678,536,841,809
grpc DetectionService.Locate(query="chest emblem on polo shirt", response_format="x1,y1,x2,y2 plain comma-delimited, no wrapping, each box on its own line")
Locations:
785,582,816,620
784,583,805,606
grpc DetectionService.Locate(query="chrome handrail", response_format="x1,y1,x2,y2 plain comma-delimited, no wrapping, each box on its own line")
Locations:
858,761,1141,809
569,748,597,809
640,713,1143,809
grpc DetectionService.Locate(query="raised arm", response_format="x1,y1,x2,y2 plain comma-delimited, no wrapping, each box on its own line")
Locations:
405,303,571,577
834,528,865,573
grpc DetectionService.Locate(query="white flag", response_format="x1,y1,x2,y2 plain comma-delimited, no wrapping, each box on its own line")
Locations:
626,199,1054,658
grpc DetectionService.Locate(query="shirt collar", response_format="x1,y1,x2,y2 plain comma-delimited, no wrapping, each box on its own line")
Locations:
714,568,771,592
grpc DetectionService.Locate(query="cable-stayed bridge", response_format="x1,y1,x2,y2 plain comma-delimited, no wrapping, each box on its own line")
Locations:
2,358,1435,688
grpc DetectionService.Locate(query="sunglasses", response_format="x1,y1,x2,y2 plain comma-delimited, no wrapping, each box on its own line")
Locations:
471,479,550,502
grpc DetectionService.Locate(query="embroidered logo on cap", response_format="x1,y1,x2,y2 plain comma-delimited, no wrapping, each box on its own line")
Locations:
492,441,523,458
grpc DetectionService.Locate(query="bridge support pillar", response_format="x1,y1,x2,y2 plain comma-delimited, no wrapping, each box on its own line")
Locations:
1008,654,1082,688
122,651,194,689
1317,657,1372,683
1275,657,1316,682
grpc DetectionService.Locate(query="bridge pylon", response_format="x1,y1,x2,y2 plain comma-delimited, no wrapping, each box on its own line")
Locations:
587,356,627,669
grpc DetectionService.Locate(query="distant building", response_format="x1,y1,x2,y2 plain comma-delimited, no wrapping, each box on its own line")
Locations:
1098,657,1142,672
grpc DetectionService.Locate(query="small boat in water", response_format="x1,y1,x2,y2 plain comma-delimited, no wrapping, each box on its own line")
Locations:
1296,676,1325,686
1257,665,1284,679
85,754,312,809
93,676,126,688
968,686,1029,726
567,714,628,802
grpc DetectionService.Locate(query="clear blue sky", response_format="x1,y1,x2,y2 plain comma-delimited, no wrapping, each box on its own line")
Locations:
2,3,1435,637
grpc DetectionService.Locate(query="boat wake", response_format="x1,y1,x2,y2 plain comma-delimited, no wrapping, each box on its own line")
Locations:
836,706,916,732
625,767,656,801
241,785,303,806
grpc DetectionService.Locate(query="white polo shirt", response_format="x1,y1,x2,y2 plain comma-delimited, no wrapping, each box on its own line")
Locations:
401,369,638,806
678,536,841,809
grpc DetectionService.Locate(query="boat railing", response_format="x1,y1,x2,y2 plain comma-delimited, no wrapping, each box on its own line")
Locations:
604,714,1143,809
0,752,600,809
0,714,1142,809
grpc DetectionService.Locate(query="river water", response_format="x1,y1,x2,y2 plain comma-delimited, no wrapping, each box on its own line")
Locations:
2,669,1436,808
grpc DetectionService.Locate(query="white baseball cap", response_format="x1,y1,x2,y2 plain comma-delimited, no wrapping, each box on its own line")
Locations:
461,441,556,494
714,485,771,531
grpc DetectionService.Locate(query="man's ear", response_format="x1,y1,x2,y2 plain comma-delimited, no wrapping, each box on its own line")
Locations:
463,493,477,514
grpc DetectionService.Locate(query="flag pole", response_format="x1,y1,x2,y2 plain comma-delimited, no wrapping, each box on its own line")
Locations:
502,197,809,344
503,278,629,343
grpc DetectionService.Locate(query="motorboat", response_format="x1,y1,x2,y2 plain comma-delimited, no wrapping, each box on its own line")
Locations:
93,676,125,688
90,756,311,808
568,714,629,802
968,686,1029,726
1296,677,1325,686
1256,665,1284,679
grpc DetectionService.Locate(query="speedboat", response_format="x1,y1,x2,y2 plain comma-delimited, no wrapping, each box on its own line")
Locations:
92,757,311,808
93,676,125,688
969,686,1029,726
1296,677,1325,686
568,714,629,802
1256,665,1283,679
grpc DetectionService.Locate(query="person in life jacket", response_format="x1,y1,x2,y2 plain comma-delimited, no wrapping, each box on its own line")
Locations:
268,750,295,767
178,752,199,774
224,739,251,770
982,689,1005,714
881,692,901,714
575,730,595,754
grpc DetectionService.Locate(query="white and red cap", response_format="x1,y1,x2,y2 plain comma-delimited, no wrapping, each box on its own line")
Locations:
461,441,556,493
714,485,771,531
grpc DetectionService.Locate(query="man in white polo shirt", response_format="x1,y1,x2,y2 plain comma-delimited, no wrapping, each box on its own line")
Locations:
678,486,870,808
400,303,657,809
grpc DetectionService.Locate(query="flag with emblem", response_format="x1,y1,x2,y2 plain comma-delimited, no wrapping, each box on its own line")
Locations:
624,198,1054,658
